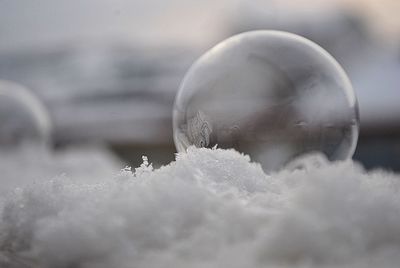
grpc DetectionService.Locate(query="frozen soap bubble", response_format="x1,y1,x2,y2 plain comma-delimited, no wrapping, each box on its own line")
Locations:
173,31,359,171
0,80,51,148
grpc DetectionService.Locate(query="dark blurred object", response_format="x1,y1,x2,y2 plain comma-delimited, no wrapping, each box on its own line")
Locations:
355,133,400,171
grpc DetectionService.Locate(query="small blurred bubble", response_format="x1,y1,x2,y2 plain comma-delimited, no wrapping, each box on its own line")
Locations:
0,80,52,149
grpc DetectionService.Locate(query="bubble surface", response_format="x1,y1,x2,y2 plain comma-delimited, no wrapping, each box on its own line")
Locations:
0,80,51,148
173,31,359,171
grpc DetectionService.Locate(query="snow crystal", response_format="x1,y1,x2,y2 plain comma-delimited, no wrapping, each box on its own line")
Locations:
1,147,400,268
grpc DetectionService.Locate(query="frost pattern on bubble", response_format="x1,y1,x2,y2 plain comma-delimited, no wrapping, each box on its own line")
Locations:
173,31,359,170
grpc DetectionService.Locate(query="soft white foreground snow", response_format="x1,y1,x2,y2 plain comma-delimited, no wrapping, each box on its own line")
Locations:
1,147,400,268
0,145,121,204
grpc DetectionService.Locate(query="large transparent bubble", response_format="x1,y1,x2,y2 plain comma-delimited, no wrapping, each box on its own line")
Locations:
0,80,52,148
173,31,359,171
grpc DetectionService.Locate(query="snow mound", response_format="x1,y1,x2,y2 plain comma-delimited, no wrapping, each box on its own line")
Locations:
1,147,400,268
0,145,121,203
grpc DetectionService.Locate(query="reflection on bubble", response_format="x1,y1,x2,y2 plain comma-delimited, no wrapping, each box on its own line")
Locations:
173,31,359,171
0,80,51,148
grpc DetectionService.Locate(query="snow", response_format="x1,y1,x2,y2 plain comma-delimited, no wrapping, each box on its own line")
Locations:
1,147,400,267
0,145,121,204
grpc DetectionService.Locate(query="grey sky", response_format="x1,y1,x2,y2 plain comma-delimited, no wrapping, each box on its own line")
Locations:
0,0,235,51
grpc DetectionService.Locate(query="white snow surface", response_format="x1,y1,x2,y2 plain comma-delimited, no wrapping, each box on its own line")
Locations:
0,145,121,205
1,147,400,268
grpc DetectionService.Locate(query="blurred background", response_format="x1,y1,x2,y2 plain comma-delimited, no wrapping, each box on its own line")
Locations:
0,0,399,171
